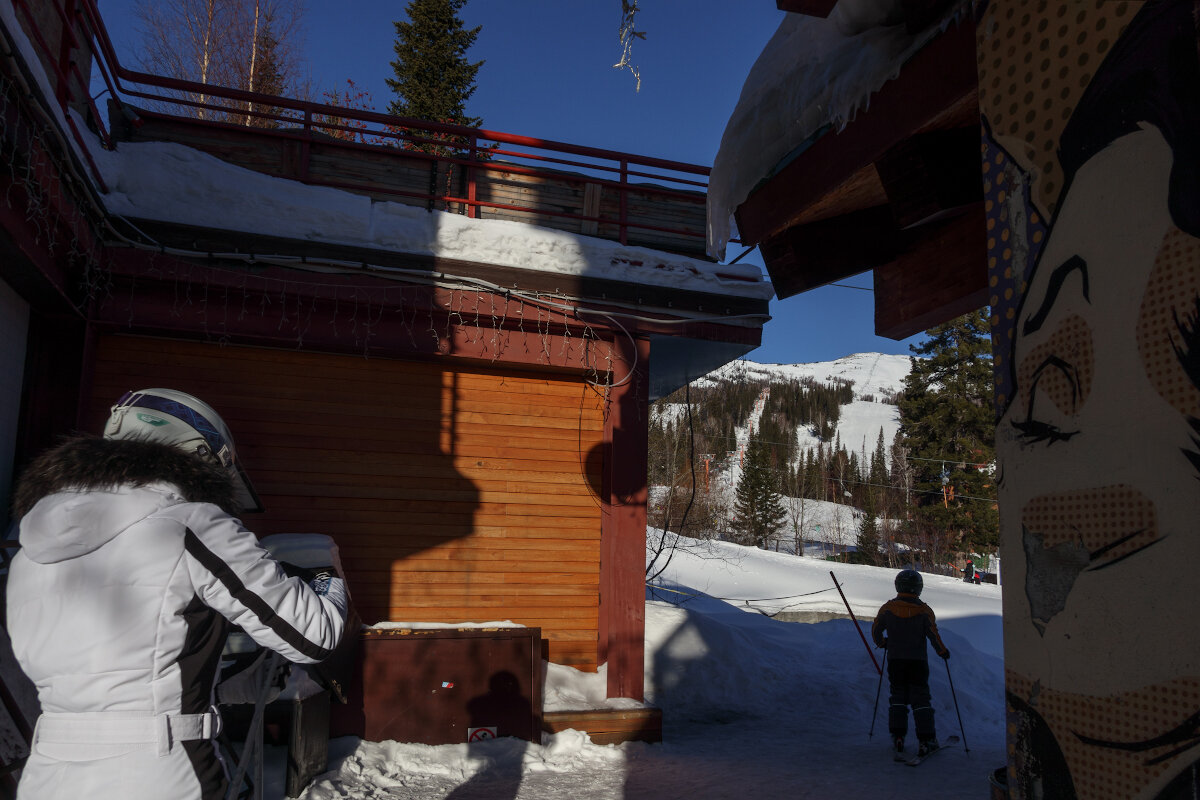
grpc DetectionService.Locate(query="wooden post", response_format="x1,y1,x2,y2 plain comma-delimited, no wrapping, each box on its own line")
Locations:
466,134,478,219
600,334,650,700
618,159,629,245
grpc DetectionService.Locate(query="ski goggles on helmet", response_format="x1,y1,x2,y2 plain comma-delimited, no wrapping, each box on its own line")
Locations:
112,390,235,469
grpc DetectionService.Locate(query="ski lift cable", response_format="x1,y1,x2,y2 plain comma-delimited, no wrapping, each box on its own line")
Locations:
657,428,993,469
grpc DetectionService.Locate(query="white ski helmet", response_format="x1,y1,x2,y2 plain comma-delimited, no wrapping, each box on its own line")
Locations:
103,388,263,512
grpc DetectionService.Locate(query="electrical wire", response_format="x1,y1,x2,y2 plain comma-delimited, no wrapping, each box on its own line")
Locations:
652,425,994,472
103,217,771,392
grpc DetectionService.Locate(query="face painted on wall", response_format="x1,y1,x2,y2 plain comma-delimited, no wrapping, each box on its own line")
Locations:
996,124,1200,798
979,2,1200,796
999,123,1200,692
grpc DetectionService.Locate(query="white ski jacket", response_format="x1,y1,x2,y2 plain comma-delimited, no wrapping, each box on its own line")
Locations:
7,481,347,800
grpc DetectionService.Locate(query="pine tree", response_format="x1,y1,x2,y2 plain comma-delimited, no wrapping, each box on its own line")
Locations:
387,0,483,153
897,308,998,552
731,438,787,548
869,427,889,514
856,511,880,565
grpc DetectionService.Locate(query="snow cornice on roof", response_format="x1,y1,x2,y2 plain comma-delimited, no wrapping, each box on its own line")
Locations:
88,137,774,309
707,0,970,260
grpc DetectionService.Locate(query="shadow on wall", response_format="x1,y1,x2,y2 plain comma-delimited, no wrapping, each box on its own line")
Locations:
81,336,482,627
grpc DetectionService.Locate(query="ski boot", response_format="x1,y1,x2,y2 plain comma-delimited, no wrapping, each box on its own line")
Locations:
892,736,904,754
916,738,939,757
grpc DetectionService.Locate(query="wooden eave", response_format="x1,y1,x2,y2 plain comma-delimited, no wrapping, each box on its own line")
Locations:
735,15,986,340
113,219,770,326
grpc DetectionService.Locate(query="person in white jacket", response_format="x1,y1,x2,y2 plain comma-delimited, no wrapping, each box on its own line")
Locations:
6,388,348,800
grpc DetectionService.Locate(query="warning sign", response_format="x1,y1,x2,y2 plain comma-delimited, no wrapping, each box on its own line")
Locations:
467,726,497,742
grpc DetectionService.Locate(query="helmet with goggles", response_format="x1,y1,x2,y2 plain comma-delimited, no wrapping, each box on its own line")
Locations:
103,388,263,513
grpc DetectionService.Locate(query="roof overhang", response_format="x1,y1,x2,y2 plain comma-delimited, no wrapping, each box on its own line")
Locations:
737,7,985,339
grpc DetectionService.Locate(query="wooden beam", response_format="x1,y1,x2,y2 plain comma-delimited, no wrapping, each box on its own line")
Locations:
600,334,649,701
875,127,983,230
776,0,838,16
873,202,987,339
760,205,897,299
734,17,978,247
120,219,770,320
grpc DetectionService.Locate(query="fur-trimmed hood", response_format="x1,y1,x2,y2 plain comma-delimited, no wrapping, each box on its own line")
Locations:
13,437,241,563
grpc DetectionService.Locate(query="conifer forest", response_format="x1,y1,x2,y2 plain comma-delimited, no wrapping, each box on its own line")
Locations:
648,311,998,576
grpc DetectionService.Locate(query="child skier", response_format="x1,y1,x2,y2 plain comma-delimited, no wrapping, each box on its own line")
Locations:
871,569,950,757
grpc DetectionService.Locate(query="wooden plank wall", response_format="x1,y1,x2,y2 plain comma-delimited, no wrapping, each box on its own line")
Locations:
86,335,606,669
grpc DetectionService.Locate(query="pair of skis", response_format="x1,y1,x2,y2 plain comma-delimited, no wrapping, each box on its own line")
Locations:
893,735,960,766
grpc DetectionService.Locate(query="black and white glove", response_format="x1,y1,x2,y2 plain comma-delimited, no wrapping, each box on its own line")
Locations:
280,562,348,618
306,567,348,617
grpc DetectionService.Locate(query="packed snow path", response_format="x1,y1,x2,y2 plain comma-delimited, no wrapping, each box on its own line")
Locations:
286,546,1006,800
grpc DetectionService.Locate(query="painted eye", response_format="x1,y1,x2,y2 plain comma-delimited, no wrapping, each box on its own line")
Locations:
1012,355,1081,444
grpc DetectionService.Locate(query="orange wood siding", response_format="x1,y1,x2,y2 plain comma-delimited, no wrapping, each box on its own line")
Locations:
87,335,606,669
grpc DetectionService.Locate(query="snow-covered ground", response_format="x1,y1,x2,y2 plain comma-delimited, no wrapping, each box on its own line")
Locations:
281,534,1005,799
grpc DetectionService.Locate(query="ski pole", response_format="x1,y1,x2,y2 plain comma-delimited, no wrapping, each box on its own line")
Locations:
944,657,969,753
830,571,881,675
869,647,888,739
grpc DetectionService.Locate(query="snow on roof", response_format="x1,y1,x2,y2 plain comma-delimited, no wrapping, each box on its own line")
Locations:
707,0,969,259
88,139,774,303
0,0,772,306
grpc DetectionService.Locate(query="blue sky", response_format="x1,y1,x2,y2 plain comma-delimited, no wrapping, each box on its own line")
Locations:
95,0,923,365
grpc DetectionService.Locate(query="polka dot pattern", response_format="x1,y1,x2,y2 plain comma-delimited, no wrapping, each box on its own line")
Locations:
1007,670,1200,800
1015,313,1093,416
976,1,1139,220
1021,485,1157,566
983,128,1047,416
1137,226,1200,419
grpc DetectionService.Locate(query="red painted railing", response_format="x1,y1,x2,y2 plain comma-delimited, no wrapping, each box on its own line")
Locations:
12,0,711,249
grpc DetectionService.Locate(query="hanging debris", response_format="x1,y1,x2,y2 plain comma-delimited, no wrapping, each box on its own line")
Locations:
613,0,645,92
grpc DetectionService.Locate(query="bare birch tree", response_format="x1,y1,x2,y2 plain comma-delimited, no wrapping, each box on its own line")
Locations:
131,0,306,122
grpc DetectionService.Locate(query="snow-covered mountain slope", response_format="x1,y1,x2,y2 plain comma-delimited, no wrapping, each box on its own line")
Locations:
692,352,912,459
704,352,911,399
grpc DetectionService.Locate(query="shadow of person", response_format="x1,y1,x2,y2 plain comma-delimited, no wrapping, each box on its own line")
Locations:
445,670,533,799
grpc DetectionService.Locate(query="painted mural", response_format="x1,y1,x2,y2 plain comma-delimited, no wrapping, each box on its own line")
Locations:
980,1,1200,798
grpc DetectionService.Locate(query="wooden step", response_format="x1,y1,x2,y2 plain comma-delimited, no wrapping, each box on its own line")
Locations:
542,707,662,745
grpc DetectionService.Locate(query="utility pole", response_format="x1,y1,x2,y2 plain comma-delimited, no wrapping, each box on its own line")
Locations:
700,454,714,493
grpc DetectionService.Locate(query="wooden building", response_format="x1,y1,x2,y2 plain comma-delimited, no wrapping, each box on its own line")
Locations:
0,0,771,769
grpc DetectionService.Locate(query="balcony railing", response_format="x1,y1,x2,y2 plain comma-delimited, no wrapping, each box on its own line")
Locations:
11,0,713,258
